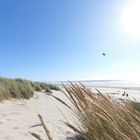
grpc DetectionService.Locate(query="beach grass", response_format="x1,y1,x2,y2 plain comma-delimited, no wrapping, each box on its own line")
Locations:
32,82,60,92
0,77,60,100
0,77,33,100
63,83,140,140
32,83,140,140
131,102,140,112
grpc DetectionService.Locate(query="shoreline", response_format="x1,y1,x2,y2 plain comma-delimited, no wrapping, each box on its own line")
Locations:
90,85,140,91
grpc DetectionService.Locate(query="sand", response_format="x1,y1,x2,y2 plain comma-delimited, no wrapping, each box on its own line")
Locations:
90,86,140,102
0,90,75,140
0,86,140,140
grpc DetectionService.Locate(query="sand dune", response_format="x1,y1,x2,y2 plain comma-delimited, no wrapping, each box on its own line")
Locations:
0,90,74,140
0,87,140,140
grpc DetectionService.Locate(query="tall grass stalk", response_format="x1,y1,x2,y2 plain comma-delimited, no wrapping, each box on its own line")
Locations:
45,83,140,140
31,83,140,140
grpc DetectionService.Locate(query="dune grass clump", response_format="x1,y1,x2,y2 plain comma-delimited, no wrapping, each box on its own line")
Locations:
0,77,33,100
0,85,10,100
47,84,60,91
45,87,52,93
37,82,48,90
34,83,42,92
32,83,140,140
0,77,60,101
16,79,60,93
38,82,60,91
33,82,60,92
14,79,34,99
60,83,140,140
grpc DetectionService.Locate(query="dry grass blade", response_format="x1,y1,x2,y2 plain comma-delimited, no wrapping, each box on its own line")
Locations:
38,114,53,140
48,94,72,109
64,122,82,135
29,132,43,140
64,85,84,114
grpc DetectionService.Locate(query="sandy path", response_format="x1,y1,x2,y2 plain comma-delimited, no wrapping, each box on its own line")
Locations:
0,91,75,140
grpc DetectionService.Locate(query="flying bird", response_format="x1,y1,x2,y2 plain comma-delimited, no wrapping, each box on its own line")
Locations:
102,53,106,56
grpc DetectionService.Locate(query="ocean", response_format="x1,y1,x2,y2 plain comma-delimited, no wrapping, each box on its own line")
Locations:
52,80,140,88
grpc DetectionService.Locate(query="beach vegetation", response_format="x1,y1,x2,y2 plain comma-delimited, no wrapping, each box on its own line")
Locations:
0,77,33,100
32,83,140,140
0,77,60,100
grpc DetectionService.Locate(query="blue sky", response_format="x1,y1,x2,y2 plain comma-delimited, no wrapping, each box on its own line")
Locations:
0,0,140,81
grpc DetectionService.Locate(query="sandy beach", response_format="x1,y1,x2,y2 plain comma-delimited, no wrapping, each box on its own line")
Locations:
0,86,140,140
90,86,140,102
0,90,75,140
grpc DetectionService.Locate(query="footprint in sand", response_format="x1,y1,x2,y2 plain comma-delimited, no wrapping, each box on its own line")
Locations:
6,118,10,121
13,126,19,130
1,114,6,117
